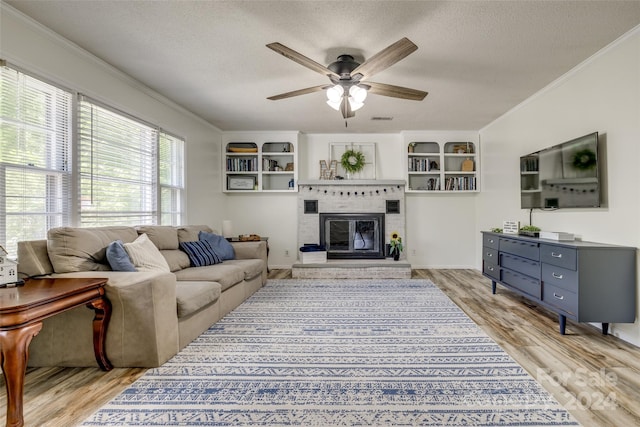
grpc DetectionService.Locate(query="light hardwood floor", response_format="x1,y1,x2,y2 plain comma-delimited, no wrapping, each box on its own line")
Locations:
2,269,639,426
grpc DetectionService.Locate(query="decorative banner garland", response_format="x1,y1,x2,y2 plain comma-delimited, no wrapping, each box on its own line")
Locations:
341,149,366,174
302,185,402,197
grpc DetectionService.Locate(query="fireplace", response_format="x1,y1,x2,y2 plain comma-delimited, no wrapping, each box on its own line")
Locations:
319,213,385,259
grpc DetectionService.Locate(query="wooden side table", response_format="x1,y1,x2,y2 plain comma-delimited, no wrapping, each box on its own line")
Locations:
0,277,112,427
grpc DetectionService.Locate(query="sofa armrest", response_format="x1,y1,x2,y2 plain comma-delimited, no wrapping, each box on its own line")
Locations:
27,271,179,368
231,240,267,263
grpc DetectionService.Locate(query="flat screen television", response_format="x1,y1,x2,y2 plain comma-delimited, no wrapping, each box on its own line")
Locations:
520,132,600,209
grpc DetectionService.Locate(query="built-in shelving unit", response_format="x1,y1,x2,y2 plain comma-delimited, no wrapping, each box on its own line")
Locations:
520,154,540,207
403,132,479,193
223,132,299,193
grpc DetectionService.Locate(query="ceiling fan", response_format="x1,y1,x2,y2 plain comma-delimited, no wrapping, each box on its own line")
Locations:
266,37,428,119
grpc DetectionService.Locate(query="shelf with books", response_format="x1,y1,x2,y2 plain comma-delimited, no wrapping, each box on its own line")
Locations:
223,133,298,192
404,135,479,193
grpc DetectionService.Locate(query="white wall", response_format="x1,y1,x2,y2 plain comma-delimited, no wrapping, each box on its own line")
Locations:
477,27,640,345
1,4,226,228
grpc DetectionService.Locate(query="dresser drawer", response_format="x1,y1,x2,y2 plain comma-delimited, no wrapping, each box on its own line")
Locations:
540,244,577,270
483,261,500,281
501,253,540,279
500,238,539,261
541,263,578,292
483,247,498,263
502,269,541,298
483,233,500,250
543,283,578,316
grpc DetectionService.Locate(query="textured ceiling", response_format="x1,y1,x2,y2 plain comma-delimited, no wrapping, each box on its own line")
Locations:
6,0,640,133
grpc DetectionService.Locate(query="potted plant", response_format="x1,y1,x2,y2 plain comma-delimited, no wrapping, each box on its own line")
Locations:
519,225,541,237
389,231,403,261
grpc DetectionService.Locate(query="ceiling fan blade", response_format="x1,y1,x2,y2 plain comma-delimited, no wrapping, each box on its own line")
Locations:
267,85,329,100
351,37,418,79
364,81,428,101
267,42,340,78
341,97,355,119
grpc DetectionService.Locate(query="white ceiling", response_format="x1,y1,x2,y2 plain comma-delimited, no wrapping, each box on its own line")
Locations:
6,0,640,133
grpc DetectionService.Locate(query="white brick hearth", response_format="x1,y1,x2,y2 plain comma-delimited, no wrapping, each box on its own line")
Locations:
293,180,409,279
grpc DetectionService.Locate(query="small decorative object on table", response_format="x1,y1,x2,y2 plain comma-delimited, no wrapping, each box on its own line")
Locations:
238,234,262,241
502,220,520,234
519,225,541,237
389,231,403,261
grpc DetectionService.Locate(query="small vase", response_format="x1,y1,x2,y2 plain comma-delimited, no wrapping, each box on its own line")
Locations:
393,252,400,261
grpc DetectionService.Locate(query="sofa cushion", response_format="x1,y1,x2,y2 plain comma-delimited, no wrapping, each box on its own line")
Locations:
179,240,222,267
124,233,171,272
199,231,235,260
174,264,245,291
136,225,179,250
224,259,265,281
48,226,139,273
160,249,191,272
177,225,214,243
175,281,221,318
17,240,54,276
106,240,137,272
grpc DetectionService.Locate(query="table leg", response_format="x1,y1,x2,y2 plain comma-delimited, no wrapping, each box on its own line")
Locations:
0,322,43,427
87,296,113,371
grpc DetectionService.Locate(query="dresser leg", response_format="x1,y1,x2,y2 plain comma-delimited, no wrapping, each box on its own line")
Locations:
602,323,609,335
491,281,496,294
559,315,567,335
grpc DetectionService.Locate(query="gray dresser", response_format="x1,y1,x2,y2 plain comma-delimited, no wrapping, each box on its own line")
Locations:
482,231,636,335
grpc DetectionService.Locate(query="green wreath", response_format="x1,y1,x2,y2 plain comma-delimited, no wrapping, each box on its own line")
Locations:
572,149,597,170
341,149,366,174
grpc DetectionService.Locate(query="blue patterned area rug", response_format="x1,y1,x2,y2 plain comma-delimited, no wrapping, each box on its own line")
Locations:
82,279,579,426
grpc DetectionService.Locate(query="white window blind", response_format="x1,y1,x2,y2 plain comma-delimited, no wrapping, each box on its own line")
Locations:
0,65,72,255
159,131,184,226
78,96,158,226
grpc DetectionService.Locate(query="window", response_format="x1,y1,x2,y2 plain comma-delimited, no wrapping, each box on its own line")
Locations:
78,96,185,227
0,65,72,255
78,96,158,226
0,63,185,256
159,132,185,226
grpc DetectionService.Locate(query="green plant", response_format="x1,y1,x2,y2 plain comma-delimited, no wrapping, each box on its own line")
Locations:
520,225,541,232
389,231,403,254
341,149,366,174
490,227,503,233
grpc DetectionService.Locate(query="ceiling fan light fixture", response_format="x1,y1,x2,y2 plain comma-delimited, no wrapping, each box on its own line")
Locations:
348,99,364,111
326,85,344,102
349,85,368,103
326,99,342,111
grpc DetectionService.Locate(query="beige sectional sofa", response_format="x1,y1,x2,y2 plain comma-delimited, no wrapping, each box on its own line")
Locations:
17,224,268,368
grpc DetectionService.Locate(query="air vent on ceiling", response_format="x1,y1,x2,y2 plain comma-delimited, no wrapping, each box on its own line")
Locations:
371,116,394,121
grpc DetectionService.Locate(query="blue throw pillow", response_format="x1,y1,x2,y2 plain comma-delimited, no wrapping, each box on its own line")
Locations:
180,240,222,267
106,240,137,272
199,231,235,260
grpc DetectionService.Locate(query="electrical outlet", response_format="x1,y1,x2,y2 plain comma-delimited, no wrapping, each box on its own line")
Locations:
284,249,290,257
411,249,417,256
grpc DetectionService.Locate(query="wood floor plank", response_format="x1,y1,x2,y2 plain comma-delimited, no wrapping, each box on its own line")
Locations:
1,269,639,426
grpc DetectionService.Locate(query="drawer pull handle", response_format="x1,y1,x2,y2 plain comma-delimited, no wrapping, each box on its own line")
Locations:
552,272,563,279
486,252,493,257
489,239,494,243
551,252,563,258
488,267,494,271
553,293,564,300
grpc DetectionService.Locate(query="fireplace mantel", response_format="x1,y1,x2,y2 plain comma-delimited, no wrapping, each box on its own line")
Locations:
299,180,406,186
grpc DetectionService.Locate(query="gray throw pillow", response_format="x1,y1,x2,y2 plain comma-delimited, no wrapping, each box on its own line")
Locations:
106,240,137,272
199,231,235,260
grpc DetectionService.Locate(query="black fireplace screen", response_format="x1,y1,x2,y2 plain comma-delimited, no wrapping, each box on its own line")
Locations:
319,213,385,259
